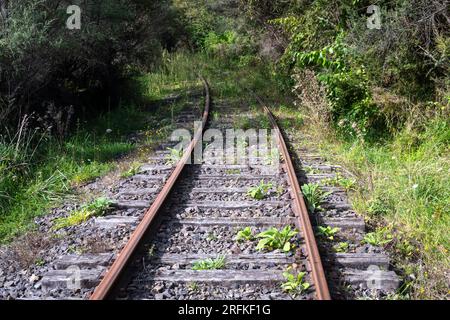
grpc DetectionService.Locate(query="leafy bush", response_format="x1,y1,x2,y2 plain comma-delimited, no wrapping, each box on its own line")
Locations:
204,31,238,53
290,34,386,139
0,0,179,131
268,0,449,139
320,69,384,139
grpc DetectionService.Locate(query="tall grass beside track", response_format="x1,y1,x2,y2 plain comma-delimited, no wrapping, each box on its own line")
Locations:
0,51,222,244
295,114,450,299
0,107,143,242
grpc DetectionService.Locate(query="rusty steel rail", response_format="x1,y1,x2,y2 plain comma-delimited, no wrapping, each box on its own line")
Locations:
255,95,331,300
89,78,210,300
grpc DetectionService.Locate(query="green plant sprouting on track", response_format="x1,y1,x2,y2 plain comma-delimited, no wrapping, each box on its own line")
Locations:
321,173,356,191
255,226,298,253
52,197,112,230
188,282,200,292
281,268,311,296
334,242,350,253
301,183,331,213
316,226,340,241
212,111,220,121
192,255,226,270
165,147,184,165
247,180,273,200
121,162,142,178
226,169,241,174
236,227,254,242
363,228,394,247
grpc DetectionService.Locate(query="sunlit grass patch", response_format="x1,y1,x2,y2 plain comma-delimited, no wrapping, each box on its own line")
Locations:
52,197,112,230
120,162,142,178
65,138,134,163
71,161,115,186
137,50,202,101
302,117,449,299
0,105,145,243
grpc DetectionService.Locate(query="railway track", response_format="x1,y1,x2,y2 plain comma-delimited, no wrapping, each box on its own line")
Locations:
87,78,330,300
37,77,398,300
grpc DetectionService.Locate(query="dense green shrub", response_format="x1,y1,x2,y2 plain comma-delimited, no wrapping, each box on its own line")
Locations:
246,0,449,138
0,0,180,133
0,0,187,242
320,69,385,139
204,31,237,53
174,0,237,50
